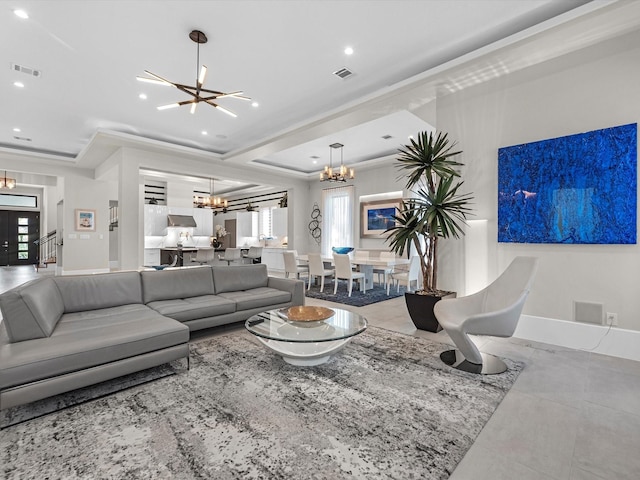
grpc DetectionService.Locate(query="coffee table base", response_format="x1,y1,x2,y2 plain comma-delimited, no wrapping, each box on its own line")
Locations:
256,337,351,366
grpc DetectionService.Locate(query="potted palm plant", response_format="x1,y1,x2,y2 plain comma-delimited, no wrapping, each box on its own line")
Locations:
385,131,473,331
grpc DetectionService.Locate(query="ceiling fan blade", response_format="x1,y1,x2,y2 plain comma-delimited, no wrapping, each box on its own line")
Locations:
137,76,171,86
216,91,251,101
205,100,237,117
157,103,180,110
141,70,175,86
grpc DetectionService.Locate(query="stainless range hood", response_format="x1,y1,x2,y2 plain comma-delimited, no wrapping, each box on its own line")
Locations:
167,214,197,228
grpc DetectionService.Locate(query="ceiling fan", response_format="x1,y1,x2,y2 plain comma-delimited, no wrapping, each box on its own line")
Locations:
137,30,250,117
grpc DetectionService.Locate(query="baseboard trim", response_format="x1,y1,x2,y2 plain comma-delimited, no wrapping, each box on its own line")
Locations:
514,315,640,362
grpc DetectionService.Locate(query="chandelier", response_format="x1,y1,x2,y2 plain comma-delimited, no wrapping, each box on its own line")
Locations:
0,171,16,189
195,178,228,212
320,143,354,182
137,30,250,117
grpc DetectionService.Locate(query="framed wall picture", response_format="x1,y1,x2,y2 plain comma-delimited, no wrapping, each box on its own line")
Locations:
75,209,96,232
361,199,401,237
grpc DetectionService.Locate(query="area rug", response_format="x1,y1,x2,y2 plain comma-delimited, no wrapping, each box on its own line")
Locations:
1,327,522,479
305,280,406,306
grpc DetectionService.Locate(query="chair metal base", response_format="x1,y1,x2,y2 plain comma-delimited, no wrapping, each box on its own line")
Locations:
440,349,507,375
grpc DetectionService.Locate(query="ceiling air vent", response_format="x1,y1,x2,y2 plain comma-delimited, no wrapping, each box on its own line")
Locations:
11,63,42,77
381,134,393,140
13,136,32,142
333,67,354,79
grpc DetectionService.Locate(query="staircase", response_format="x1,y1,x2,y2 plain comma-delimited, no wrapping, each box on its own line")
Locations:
109,205,119,231
35,230,57,270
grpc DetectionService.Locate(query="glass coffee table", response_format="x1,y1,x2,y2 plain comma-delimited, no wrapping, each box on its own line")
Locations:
245,306,367,366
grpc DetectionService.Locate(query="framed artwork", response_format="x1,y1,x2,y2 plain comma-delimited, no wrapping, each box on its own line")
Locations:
498,123,637,244
361,199,401,237
75,209,96,231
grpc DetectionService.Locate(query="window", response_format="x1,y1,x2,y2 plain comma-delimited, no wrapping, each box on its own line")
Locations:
17,217,29,260
0,194,37,208
321,185,355,257
258,205,277,238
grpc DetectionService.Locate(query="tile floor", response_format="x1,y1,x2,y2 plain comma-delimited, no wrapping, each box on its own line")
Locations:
2,266,639,479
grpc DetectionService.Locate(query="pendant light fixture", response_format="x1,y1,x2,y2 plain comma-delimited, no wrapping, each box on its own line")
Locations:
320,143,355,182
137,30,250,117
195,178,228,212
0,171,16,189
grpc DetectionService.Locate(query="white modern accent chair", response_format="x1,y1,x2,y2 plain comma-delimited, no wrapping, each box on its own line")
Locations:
435,256,539,374
333,253,366,297
283,250,309,280
191,247,216,265
307,253,334,292
387,255,420,295
219,248,242,265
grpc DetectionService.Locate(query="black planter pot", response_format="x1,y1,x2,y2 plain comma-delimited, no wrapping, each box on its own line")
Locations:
404,291,455,333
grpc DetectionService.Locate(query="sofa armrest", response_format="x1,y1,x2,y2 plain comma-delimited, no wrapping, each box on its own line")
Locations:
267,277,305,306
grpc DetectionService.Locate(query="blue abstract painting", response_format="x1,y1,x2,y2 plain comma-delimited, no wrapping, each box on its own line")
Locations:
498,123,637,244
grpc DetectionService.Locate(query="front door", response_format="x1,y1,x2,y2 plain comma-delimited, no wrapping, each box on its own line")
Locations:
0,211,40,266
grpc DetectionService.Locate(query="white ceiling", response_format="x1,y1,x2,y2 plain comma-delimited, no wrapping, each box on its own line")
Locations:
0,0,625,194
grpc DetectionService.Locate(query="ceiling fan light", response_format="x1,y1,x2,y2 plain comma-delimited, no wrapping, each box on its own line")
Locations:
137,76,172,86
190,102,197,114
215,105,237,117
198,65,207,86
157,103,180,110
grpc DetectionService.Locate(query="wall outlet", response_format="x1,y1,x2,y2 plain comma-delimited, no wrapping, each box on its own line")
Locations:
606,312,618,326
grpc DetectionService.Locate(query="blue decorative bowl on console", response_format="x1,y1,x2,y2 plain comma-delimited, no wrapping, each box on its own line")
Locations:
332,247,354,254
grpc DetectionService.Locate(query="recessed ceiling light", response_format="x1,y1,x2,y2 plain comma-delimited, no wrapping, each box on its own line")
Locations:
13,81,24,88
13,127,21,132
138,93,147,100
312,160,317,164
14,9,29,19
344,46,354,55
251,101,259,108
201,130,208,135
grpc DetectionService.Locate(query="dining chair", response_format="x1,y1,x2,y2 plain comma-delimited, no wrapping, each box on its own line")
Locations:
373,251,395,288
435,256,539,374
307,252,334,292
387,255,420,295
333,253,366,297
283,250,309,280
353,250,369,261
219,248,242,265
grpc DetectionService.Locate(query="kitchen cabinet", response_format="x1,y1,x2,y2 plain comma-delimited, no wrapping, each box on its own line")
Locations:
143,248,161,266
144,205,168,236
237,211,258,237
193,208,213,236
272,208,288,239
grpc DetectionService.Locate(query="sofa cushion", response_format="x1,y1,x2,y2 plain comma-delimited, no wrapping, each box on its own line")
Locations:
147,295,236,322
0,304,188,390
0,278,64,342
211,264,269,294
53,272,142,313
141,267,215,303
217,287,292,311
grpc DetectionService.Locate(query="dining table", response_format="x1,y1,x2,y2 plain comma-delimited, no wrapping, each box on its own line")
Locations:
297,254,409,289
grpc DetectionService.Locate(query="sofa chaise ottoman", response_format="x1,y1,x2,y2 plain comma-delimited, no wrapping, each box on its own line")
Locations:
0,264,304,415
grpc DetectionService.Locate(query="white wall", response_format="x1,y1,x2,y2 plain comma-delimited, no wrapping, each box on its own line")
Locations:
61,172,110,273
434,30,640,331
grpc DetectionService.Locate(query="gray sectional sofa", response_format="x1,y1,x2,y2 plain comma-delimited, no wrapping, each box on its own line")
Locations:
0,264,304,414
